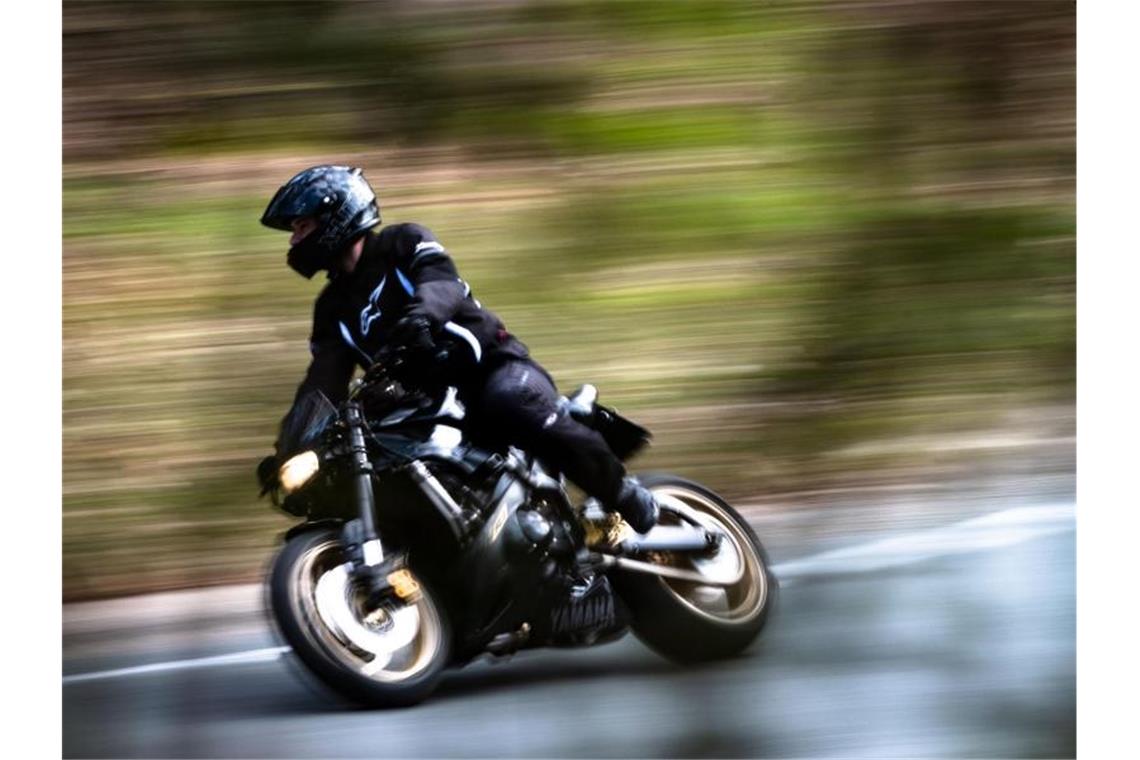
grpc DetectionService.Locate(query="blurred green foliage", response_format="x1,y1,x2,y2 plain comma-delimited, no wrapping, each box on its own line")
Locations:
63,0,1074,599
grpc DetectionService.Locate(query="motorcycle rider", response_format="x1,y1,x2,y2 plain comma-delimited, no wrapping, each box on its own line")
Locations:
258,165,659,533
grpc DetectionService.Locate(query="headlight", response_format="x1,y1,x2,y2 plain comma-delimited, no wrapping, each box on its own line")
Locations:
278,451,320,494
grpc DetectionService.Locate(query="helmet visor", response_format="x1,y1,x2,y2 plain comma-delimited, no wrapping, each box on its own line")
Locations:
261,182,318,230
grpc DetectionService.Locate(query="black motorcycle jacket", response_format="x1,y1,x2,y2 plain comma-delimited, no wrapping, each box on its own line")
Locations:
285,223,529,423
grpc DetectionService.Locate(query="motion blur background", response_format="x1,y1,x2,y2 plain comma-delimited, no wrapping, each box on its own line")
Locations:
63,0,1074,601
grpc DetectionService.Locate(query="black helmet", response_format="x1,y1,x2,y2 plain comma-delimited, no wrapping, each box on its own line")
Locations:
261,165,382,278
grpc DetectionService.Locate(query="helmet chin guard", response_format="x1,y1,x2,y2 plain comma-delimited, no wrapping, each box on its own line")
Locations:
286,233,331,279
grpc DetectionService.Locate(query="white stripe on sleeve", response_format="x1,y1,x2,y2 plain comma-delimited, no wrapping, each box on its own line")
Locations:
443,321,482,363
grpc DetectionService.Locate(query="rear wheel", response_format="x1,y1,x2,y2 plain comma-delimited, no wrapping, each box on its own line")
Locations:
615,474,777,663
269,528,450,707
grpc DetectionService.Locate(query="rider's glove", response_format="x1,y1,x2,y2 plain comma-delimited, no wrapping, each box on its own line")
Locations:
257,454,279,496
385,315,440,387
388,314,436,355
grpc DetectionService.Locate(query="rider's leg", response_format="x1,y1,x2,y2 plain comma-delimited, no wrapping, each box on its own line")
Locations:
466,358,659,533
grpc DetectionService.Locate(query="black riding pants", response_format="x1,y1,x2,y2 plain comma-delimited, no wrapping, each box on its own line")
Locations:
461,359,626,505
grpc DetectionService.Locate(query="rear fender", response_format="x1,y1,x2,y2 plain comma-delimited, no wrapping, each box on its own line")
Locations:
592,404,651,461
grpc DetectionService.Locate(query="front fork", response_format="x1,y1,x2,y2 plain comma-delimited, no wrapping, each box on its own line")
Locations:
340,401,399,584
340,402,434,607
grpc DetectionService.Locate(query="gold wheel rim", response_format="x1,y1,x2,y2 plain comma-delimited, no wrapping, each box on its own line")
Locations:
649,486,768,625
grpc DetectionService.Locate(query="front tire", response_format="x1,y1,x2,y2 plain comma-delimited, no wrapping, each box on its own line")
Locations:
615,474,778,663
269,528,450,707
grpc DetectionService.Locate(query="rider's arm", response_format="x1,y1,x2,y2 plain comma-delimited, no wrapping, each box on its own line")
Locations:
296,288,356,404
293,337,356,406
392,224,468,329
277,291,356,452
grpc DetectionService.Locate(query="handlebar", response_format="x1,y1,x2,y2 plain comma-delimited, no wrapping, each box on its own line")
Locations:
350,344,452,400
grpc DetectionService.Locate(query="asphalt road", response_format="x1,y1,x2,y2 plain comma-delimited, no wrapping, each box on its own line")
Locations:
63,499,1075,758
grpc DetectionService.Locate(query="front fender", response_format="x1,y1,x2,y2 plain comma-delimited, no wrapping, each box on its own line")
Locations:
281,518,345,544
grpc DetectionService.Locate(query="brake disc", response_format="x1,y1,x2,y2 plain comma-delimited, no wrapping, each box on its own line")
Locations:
314,563,422,670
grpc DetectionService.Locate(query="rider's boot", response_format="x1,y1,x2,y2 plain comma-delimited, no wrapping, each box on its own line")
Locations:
611,476,660,534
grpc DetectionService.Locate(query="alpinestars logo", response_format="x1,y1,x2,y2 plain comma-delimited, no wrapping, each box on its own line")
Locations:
359,275,387,335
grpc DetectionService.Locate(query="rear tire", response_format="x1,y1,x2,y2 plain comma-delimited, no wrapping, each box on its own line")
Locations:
269,528,450,707
614,474,778,663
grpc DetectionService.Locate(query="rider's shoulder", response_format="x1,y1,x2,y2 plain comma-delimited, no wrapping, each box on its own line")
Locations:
378,222,441,245
378,222,447,265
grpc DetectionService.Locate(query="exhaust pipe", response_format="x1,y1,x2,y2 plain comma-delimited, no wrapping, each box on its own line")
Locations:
617,525,720,555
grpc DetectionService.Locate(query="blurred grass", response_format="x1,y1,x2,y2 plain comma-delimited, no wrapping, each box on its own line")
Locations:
63,0,1074,599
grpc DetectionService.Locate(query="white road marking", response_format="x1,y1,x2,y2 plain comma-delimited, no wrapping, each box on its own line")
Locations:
62,646,290,685
771,502,1075,580
63,502,1074,685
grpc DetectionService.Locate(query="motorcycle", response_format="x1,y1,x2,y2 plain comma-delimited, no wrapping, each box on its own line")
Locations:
261,358,778,707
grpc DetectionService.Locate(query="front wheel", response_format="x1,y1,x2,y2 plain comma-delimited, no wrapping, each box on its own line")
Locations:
614,474,778,663
269,528,450,707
